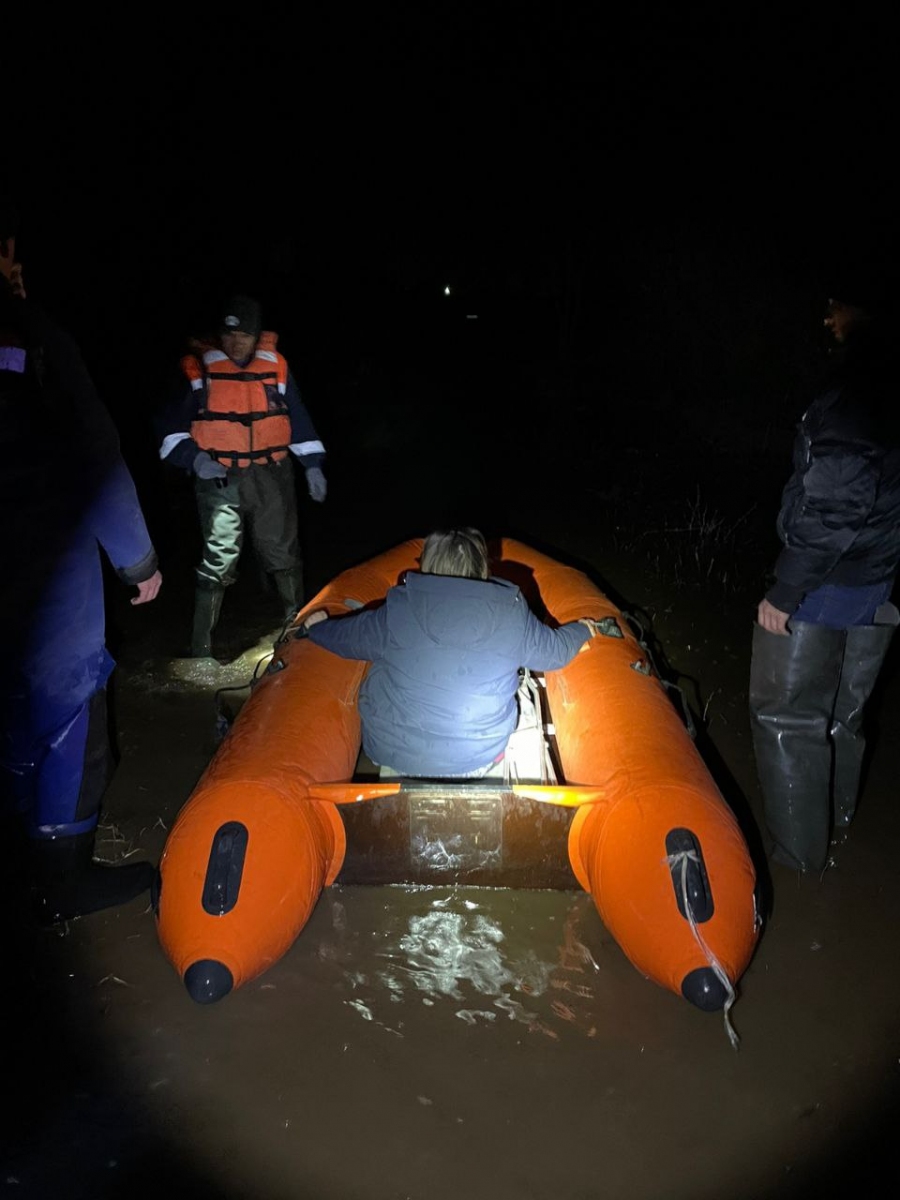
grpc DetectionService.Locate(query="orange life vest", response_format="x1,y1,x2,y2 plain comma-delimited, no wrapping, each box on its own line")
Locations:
183,331,292,469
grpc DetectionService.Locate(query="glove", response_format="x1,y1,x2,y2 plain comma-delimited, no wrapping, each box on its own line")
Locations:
193,451,227,481
305,466,327,503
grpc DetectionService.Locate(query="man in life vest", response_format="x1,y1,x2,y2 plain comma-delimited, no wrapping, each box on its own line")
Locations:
1,193,163,924
157,294,327,658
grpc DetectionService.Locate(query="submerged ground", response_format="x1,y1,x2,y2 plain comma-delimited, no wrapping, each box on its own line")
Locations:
3,329,900,1200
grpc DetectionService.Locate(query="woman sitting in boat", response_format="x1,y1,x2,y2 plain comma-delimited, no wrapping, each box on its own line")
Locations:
303,528,598,779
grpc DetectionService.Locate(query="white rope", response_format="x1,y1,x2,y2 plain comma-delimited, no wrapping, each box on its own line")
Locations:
664,849,740,1050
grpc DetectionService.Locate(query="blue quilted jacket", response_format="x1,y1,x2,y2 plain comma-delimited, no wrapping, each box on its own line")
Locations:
309,571,591,776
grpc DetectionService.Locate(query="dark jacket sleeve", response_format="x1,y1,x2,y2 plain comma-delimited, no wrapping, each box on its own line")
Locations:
285,370,326,469
156,378,202,472
35,304,158,582
518,609,592,670
308,606,388,660
767,396,882,612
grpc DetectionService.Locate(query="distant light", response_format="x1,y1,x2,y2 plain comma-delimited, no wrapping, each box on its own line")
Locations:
444,286,451,296
466,314,478,320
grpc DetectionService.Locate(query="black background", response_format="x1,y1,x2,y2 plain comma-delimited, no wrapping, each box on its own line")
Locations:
3,10,900,1197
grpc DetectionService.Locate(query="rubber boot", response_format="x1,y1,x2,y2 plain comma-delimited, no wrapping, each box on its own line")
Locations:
749,621,845,873
831,604,899,831
29,830,157,925
270,567,304,622
191,583,225,658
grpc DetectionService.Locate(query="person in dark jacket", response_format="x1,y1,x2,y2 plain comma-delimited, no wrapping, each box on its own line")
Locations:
0,196,163,923
303,528,599,778
157,294,326,658
750,281,900,873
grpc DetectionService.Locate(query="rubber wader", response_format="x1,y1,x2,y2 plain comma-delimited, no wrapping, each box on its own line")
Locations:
831,603,899,829
191,583,226,658
750,605,898,871
30,831,157,925
749,621,845,872
271,567,304,621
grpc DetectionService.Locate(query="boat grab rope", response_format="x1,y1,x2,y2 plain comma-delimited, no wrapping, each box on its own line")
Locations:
665,847,740,1051
624,611,697,740
213,647,282,740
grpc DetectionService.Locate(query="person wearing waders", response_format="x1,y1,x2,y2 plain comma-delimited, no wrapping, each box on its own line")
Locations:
157,294,326,658
0,194,163,924
750,276,900,874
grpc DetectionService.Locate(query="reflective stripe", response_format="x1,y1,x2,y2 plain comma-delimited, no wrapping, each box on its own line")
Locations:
290,439,325,456
160,431,192,459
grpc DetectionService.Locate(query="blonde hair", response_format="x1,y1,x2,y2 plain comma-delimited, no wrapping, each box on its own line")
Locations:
419,528,489,580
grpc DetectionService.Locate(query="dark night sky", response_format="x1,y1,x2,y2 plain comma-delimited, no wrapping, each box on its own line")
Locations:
4,7,897,433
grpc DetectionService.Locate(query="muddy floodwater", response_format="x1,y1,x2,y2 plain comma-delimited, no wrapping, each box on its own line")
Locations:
4,394,900,1200
6,572,900,1198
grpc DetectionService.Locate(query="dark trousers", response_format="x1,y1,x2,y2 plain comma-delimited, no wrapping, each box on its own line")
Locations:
749,598,898,871
194,458,301,588
0,686,113,840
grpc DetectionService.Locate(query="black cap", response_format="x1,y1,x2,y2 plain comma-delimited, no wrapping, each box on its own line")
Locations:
219,294,262,337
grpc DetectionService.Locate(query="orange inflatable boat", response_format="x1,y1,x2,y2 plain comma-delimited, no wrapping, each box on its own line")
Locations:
155,539,760,1037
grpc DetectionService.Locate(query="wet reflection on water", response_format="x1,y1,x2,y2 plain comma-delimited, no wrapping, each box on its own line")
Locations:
313,886,614,1046
13,815,900,1200
336,892,595,1032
